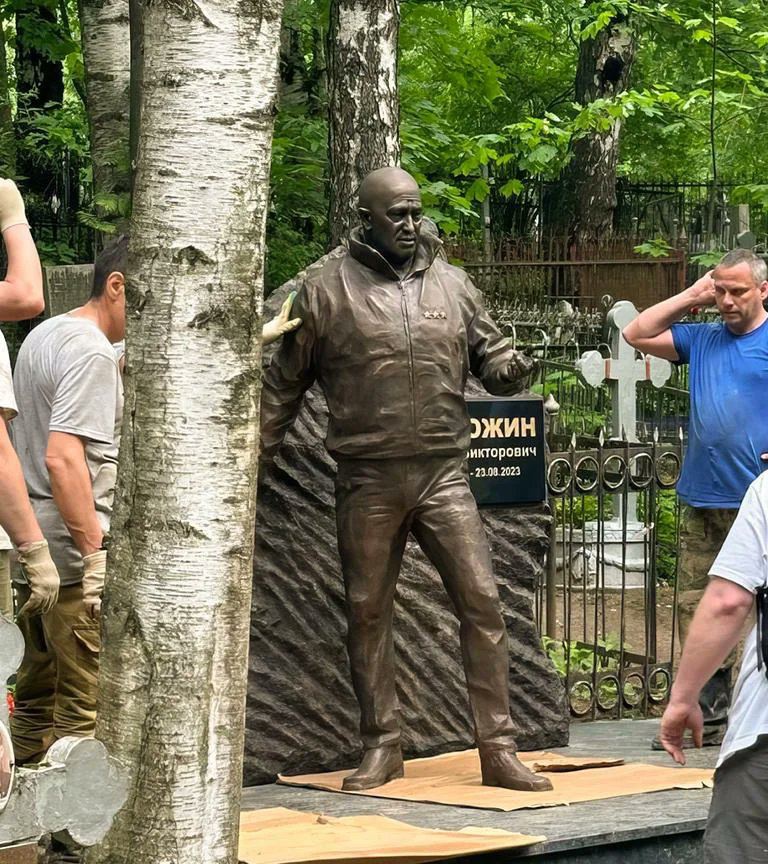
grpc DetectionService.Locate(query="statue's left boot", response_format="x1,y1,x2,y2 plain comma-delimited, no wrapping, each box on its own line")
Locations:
478,747,553,792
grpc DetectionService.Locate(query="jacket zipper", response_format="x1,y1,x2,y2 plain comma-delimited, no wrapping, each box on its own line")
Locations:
399,279,418,431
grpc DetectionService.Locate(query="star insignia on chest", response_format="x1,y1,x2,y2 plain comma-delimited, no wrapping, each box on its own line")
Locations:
423,309,447,320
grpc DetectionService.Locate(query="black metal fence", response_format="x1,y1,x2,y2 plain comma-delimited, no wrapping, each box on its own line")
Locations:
474,174,768,253
539,435,683,720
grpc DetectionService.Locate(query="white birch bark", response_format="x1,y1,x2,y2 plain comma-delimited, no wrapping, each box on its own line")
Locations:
83,0,283,859
327,0,400,246
78,0,131,204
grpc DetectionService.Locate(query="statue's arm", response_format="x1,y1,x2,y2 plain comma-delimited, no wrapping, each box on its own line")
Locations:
465,280,537,396
259,286,318,464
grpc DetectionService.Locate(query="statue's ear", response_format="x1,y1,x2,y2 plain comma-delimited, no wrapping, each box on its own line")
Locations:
358,207,372,228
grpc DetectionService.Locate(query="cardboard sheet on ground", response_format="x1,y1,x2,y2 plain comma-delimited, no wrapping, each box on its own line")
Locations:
278,750,714,812
238,806,545,864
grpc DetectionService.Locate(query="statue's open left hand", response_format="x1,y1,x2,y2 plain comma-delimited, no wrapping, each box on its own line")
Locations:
658,698,703,765
263,292,302,346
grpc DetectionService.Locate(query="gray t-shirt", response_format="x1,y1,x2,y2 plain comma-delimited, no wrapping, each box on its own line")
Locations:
0,329,17,551
12,315,122,585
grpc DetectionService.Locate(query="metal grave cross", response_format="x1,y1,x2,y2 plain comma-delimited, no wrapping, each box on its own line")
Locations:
575,300,672,443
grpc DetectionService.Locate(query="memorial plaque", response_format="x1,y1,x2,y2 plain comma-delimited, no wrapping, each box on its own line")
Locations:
467,397,545,506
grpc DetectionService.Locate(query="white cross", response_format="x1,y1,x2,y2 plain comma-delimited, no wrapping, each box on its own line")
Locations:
576,301,672,443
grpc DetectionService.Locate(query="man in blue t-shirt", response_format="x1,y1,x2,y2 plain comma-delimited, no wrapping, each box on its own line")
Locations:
624,248,768,745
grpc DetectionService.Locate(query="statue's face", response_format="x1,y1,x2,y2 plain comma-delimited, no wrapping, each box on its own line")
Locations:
364,186,423,267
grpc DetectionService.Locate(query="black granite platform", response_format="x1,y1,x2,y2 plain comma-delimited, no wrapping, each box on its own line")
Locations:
241,719,718,863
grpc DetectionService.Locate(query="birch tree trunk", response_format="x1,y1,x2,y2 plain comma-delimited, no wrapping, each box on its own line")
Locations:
555,15,635,248
84,0,283,859
327,0,400,246
78,0,131,216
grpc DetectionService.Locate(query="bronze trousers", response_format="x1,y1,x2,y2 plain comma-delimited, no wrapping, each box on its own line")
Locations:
11,582,100,764
678,506,738,727
335,455,517,751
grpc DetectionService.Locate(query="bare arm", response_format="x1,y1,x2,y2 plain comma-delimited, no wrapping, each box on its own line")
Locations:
0,180,44,321
622,272,716,361
659,576,754,764
0,417,44,547
45,431,102,556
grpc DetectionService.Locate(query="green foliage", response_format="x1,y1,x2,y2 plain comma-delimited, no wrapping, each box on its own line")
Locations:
3,0,768,275
690,249,726,267
639,489,679,582
634,238,674,258
542,632,624,677
266,106,328,292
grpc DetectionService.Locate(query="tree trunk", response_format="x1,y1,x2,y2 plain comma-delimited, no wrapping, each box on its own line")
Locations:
555,15,635,249
327,0,400,246
83,0,283,859
128,0,144,197
0,23,15,174
15,0,65,198
78,0,131,222
14,0,64,110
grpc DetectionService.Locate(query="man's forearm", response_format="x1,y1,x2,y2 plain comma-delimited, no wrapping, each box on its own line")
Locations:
670,578,753,704
623,288,699,343
47,456,102,556
0,424,44,547
0,225,44,321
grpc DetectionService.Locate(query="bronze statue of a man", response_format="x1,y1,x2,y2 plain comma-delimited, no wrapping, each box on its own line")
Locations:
260,167,552,794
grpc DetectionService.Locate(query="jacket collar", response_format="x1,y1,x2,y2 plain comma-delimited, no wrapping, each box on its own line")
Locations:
347,227,442,280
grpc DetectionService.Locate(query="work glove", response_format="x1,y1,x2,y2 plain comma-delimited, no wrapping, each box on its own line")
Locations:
262,292,301,346
16,540,60,617
82,550,107,619
0,179,29,233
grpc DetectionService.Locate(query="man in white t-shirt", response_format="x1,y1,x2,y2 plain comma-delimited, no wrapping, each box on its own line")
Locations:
0,179,60,621
659,471,768,863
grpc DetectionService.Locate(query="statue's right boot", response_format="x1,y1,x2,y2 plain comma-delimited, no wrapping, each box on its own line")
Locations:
341,744,404,791
479,747,553,792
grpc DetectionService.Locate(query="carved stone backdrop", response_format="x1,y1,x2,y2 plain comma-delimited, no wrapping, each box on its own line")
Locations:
244,269,569,785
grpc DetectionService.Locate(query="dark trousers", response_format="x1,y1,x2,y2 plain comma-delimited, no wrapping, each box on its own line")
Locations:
335,455,517,751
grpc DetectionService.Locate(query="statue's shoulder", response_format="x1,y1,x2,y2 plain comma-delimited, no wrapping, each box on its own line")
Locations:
296,246,348,293
431,256,477,292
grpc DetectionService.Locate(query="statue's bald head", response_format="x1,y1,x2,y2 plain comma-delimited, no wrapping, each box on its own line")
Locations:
357,167,423,266
358,167,420,210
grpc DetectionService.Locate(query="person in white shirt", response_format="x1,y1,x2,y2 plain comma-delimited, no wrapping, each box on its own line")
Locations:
0,178,60,621
659,471,768,863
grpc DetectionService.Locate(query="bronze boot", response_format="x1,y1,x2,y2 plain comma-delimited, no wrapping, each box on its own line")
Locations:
479,748,553,792
342,745,404,791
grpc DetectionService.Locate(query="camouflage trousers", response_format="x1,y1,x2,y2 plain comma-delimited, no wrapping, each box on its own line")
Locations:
678,506,738,728
11,582,100,764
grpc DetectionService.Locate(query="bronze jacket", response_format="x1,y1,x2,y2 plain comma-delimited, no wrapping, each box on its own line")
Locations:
260,230,534,462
